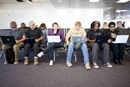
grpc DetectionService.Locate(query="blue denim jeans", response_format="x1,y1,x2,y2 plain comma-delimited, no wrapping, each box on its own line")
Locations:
66,42,89,64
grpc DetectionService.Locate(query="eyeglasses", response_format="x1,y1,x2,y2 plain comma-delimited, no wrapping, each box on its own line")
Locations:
110,26,115,28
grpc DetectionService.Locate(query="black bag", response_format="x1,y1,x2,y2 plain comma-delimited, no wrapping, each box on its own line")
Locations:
5,48,15,64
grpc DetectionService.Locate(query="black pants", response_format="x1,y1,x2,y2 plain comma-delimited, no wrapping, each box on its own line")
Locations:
110,43,125,61
24,43,40,57
44,42,63,60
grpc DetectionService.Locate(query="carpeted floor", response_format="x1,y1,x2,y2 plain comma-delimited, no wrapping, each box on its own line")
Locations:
0,50,130,87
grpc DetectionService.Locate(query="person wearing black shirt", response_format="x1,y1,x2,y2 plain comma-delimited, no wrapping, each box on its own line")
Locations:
24,21,43,65
87,21,112,69
103,22,125,65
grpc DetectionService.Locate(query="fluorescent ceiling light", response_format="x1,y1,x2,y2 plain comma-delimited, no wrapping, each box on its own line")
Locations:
116,10,128,13
89,0,100,2
117,0,129,3
58,0,62,2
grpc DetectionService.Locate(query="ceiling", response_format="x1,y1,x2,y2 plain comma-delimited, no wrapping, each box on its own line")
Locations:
0,0,130,20
51,0,130,10
0,0,129,10
0,0,51,4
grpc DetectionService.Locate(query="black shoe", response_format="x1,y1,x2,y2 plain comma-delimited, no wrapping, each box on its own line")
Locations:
118,60,124,65
113,60,119,64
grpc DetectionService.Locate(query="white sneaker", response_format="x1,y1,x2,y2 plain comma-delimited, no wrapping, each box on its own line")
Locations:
49,60,53,66
105,63,113,68
37,52,44,57
66,61,72,67
93,63,99,69
4,61,8,64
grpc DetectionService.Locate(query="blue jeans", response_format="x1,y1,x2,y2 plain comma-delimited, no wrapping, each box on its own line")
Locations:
66,42,89,64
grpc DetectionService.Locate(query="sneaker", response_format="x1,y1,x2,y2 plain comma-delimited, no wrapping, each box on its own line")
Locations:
113,60,119,64
104,63,113,68
24,59,29,65
34,59,39,65
37,52,44,57
4,61,8,64
93,63,99,69
85,63,91,70
118,60,124,65
14,61,19,64
49,60,53,66
66,61,72,67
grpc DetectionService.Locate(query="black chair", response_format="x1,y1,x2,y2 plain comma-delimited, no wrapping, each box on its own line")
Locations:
0,50,4,61
53,43,65,61
0,29,11,61
119,29,130,55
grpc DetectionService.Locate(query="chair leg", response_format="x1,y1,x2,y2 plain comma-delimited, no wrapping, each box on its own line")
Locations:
56,51,58,56
74,51,77,62
127,50,130,55
53,51,56,62
0,51,4,61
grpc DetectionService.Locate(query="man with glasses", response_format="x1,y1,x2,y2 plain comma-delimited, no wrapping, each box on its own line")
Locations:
103,22,125,65
24,21,43,65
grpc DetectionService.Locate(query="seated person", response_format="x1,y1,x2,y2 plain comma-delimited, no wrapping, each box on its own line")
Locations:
38,22,65,65
20,22,26,29
24,21,43,65
87,21,112,69
103,22,125,65
2,21,25,64
116,21,125,29
66,21,90,70
39,23,47,44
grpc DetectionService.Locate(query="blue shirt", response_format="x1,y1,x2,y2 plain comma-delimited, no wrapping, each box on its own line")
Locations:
10,28,25,40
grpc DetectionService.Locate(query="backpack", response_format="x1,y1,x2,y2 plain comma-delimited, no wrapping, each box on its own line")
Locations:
5,48,15,64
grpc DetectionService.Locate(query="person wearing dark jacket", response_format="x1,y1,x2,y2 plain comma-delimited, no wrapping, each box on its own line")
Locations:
24,21,43,65
103,22,125,65
87,21,112,69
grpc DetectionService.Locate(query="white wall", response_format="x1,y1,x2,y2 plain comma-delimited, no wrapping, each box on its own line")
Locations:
0,3,130,29
0,3,104,29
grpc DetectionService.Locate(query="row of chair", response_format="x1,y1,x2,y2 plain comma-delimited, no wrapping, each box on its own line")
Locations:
47,28,130,62
0,28,130,62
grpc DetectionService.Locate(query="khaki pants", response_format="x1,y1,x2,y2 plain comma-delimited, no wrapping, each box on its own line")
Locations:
2,42,24,61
